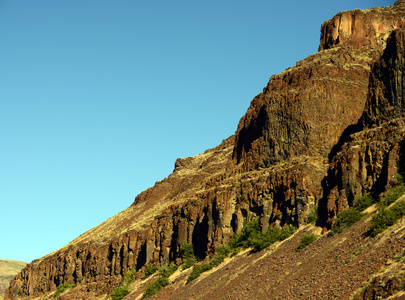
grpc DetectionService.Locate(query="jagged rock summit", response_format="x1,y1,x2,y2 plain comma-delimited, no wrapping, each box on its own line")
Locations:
6,2,405,299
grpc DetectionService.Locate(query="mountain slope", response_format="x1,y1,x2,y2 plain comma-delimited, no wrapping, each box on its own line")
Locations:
0,260,27,298
6,1,405,299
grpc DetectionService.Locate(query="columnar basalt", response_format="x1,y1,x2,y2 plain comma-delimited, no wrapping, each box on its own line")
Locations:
321,28,405,226
232,47,371,171
6,2,405,299
362,29,405,126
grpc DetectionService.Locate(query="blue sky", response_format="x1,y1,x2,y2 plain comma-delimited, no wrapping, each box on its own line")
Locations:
1,0,394,263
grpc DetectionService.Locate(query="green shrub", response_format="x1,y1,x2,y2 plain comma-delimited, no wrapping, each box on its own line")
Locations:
354,194,376,211
187,265,206,283
143,277,169,298
370,200,405,236
380,186,405,208
180,242,196,269
111,285,130,300
124,269,136,284
296,233,318,252
53,283,75,298
158,264,178,278
332,208,364,234
215,245,232,261
143,264,157,278
229,218,296,252
184,218,297,284
307,207,318,224
186,245,232,284
229,217,261,249
369,177,405,237
278,225,297,241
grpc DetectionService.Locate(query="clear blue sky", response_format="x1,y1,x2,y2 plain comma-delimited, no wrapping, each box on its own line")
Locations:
1,0,394,263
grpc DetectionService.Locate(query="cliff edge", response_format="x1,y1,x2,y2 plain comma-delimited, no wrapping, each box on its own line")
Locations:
6,2,405,299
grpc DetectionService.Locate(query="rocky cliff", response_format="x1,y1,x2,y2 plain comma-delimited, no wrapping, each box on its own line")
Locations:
6,1,405,299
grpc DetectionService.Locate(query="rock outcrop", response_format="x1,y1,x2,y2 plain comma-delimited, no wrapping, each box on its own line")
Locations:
320,28,405,224
362,28,405,126
319,0,405,51
6,2,405,299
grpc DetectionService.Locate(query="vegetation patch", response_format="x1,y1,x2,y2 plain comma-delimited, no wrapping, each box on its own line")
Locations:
331,193,376,234
296,233,318,252
110,267,136,300
186,245,232,283
380,175,405,208
53,283,75,298
370,200,405,237
111,285,130,300
180,242,197,269
124,268,137,284
229,217,296,252
368,175,405,236
354,194,376,211
143,277,169,299
142,264,178,298
143,263,157,279
332,208,365,234
158,264,178,278
306,206,318,224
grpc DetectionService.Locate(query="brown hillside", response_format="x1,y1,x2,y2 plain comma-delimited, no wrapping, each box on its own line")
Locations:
6,1,405,300
0,260,27,298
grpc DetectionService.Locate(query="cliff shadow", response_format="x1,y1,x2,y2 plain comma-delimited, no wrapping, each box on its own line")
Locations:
328,122,363,162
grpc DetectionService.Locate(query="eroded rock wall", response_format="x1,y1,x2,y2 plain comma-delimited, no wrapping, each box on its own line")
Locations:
320,119,405,226
319,2,405,51
232,47,372,171
321,28,405,226
6,3,405,299
362,29,405,126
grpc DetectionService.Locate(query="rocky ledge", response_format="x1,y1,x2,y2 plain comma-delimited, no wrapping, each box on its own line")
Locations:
6,2,405,299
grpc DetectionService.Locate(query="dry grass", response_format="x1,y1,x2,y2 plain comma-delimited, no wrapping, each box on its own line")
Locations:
0,260,27,296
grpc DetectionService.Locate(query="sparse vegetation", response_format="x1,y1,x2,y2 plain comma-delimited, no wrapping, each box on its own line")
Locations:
111,285,130,300
354,193,376,211
180,242,196,269
380,175,405,208
110,267,136,300
124,268,136,284
53,283,75,298
143,277,169,298
143,264,157,278
369,176,405,236
332,208,364,234
332,193,377,234
142,263,178,298
229,217,296,252
307,206,318,224
296,233,318,252
158,263,178,278
370,200,405,237
185,218,297,284
186,245,232,283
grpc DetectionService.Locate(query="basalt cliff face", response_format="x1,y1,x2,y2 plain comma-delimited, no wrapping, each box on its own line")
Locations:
6,2,405,300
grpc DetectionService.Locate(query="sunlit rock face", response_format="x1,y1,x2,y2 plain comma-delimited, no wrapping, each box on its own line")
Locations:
6,2,405,299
